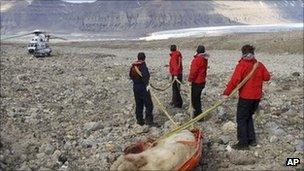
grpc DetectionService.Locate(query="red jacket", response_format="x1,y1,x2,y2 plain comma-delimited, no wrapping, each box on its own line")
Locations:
188,53,208,84
223,57,270,100
169,51,183,76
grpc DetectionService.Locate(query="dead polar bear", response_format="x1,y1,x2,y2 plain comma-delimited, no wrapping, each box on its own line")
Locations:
110,130,196,170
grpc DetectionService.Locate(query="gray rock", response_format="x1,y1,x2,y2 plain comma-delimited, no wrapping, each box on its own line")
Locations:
162,121,174,132
58,154,68,164
45,144,55,155
222,121,236,133
219,135,230,144
218,144,226,151
217,106,228,121
36,153,45,159
283,108,297,117
17,163,31,171
267,122,286,135
229,151,256,165
63,142,72,150
294,139,304,152
11,81,27,91
9,112,23,118
174,113,187,123
270,135,278,143
149,127,161,138
292,72,300,77
103,127,113,134
133,124,149,134
59,163,69,171
79,138,96,148
84,121,103,132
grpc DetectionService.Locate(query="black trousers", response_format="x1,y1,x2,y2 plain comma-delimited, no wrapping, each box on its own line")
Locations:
236,97,260,145
171,74,183,108
191,82,205,117
133,84,154,125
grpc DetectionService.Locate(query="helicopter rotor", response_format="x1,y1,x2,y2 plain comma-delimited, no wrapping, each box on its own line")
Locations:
1,30,66,41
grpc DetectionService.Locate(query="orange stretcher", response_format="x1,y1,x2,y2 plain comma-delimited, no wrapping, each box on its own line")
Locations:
123,128,203,171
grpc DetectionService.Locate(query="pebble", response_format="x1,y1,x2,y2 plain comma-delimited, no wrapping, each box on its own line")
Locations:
44,144,55,155
84,121,103,133
292,72,300,77
267,122,286,135
270,135,278,143
226,145,232,152
294,140,304,152
222,121,236,133
217,106,228,121
219,135,230,144
58,154,68,164
149,127,161,138
133,124,149,134
18,163,31,171
63,141,72,150
229,151,256,165
105,143,116,153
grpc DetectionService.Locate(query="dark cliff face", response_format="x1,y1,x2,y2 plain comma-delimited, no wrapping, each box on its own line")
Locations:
0,0,303,36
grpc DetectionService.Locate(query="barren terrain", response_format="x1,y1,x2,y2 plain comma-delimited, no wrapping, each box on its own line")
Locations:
0,31,303,170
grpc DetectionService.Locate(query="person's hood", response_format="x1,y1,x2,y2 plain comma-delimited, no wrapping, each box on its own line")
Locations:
242,53,255,60
194,53,210,59
239,57,257,63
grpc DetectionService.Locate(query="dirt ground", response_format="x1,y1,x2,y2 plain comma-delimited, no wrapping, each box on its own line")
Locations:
0,31,303,170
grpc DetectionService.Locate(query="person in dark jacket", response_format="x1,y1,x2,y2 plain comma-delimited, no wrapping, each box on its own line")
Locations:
169,45,183,108
188,45,209,119
129,52,154,126
223,44,270,150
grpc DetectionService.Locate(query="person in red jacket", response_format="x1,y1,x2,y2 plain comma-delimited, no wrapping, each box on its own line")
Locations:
188,45,209,119
223,44,270,150
169,45,183,108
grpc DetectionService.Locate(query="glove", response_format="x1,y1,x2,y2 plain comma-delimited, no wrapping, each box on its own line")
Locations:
146,84,150,91
173,76,177,79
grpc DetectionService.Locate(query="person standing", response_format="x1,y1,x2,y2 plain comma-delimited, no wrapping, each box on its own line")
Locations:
188,45,209,119
169,45,183,108
129,52,154,126
223,44,270,150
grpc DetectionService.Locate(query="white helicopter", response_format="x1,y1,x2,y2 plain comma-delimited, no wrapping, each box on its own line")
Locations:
1,30,66,57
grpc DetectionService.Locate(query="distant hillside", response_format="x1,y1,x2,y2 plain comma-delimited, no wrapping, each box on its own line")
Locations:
0,0,303,37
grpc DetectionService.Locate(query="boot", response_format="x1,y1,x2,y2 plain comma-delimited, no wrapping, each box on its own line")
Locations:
146,121,159,127
137,120,145,126
232,142,249,150
248,140,257,146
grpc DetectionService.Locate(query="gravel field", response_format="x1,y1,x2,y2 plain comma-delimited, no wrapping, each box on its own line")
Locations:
0,31,303,170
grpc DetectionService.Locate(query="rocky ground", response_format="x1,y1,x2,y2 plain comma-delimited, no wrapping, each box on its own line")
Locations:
0,31,303,170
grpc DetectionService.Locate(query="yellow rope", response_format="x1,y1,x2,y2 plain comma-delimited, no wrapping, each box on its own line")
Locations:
133,61,260,140
150,79,175,91
134,66,178,126
150,89,178,127
160,62,260,139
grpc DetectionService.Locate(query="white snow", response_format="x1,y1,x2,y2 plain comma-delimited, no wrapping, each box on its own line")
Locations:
140,23,304,41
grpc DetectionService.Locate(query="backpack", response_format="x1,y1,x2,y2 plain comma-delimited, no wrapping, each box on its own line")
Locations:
130,64,142,80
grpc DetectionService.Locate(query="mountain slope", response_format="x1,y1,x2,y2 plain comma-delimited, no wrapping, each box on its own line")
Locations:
0,0,303,36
